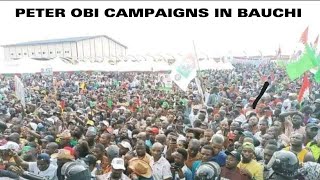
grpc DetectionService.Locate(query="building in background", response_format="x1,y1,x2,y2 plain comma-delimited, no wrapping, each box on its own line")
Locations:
1,35,127,61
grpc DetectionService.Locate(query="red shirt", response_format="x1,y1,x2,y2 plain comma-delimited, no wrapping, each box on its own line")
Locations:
221,167,251,180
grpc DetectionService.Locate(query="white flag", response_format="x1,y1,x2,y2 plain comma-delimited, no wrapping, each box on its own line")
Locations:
170,54,197,91
14,75,26,107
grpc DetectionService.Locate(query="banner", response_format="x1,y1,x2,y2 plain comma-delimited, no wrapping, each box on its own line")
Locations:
157,73,172,88
14,75,26,107
170,54,197,91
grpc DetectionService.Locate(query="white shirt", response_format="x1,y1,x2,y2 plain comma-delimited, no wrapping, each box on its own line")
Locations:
96,172,130,180
151,156,172,180
234,114,247,124
28,162,58,180
281,99,291,113
189,113,199,127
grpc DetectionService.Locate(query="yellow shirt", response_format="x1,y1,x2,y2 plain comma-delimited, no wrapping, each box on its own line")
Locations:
238,159,264,180
283,146,308,164
80,82,86,89
306,142,320,161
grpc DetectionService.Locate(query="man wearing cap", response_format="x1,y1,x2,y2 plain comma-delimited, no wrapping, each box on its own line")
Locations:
11,152,58,180
86,127,97,150
147,127,159,145
306,124,320,162
237,142,263,180
189,105,200,128
83,154,97,180
40,135,56,150
118,140,132,157
221,150,250,180
96,158,130,180
129,158,154,180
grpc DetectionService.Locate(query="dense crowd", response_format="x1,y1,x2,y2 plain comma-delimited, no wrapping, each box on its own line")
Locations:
0,62,320,180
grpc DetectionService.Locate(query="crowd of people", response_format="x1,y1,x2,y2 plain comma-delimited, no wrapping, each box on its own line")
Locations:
0,62,319,180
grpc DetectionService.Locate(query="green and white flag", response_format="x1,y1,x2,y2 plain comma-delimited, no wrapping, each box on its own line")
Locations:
286,45,318,81
170,54,197,91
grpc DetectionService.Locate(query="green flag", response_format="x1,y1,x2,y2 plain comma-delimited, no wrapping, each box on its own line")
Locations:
286,45,318,81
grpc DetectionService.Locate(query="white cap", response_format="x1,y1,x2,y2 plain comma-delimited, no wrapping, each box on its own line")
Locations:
0,141,20,151
29,122,38,131
119,106,126,110
99,120,109,127
111,158,125,170
177,135,186,142
120,141,132,151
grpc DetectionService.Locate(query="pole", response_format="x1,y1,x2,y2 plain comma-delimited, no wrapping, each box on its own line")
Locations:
192,41,205,106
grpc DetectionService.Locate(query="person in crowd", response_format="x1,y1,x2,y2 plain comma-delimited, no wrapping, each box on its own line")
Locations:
238,142,264,180
96,158,130,180
210,134,227,166
191,145,214,178
83,154,97,180
171,148,192,180
150,142,172,180
261,144,278,179
221,150,250,180
185,139,201,169
11,152,58,180
283,132,315,163
132,140,153,166
129,159,154,180
0,63,319,180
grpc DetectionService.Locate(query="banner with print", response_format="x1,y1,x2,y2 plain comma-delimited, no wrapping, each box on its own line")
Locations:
157,73,172,89
170,54,197,91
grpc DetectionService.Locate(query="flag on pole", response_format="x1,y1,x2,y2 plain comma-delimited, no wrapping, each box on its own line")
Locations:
299,26,309,45
298,74,310,102
195,77,204,102
286,45,318,81
170,54,197,91
314,34,319,49
276,46,281,59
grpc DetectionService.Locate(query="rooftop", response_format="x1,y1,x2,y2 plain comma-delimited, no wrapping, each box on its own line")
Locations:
2,35,127,48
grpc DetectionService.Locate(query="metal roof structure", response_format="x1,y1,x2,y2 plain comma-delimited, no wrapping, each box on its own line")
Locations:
2,35,127,49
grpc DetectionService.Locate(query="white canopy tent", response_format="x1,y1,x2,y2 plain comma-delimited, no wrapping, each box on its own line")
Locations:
0,54,235,74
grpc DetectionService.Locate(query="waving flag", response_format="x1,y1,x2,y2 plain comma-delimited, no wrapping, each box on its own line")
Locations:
286,45,318,81
170,54,197,91
298,74,310,102
299,26,309,45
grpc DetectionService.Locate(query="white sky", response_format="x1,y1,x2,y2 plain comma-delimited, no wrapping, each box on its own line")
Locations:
0,1,320,61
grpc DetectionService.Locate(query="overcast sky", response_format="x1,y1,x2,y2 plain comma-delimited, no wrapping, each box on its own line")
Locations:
0,1,319,61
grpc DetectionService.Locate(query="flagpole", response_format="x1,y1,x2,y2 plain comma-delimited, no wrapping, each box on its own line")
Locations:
193,41,201,71
192,41,206,107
